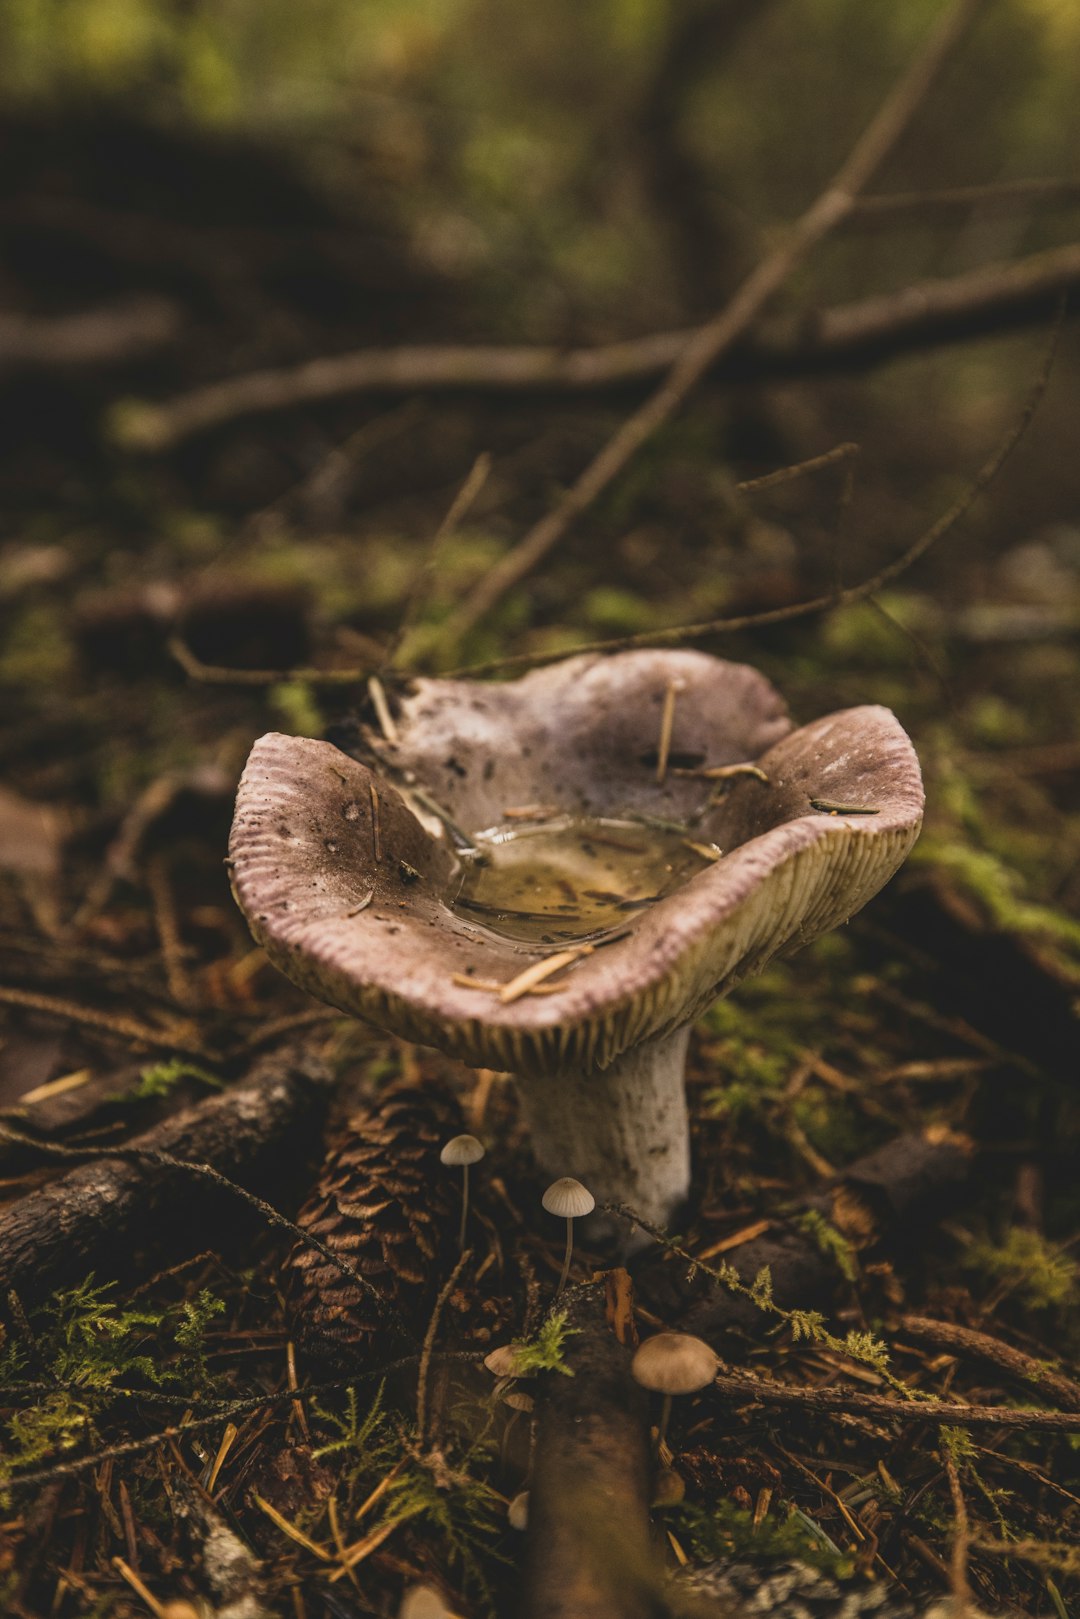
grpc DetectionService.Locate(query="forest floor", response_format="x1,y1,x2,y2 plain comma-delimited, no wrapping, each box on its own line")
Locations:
1,111,1080,1619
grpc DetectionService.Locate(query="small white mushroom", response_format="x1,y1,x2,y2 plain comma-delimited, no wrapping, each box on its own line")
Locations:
483,1343,526,1379
631,1331,719,1452
440,1133,485,1251
399,1586,450,1619
542,1176,595,1295
507,1490,530,1530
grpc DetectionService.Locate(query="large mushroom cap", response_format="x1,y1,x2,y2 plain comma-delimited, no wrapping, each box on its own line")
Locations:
228,651,923,1076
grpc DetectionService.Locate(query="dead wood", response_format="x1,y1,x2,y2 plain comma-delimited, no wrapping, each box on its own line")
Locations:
0,296,179,370
522,1272,656,1619
638,1126,972,1340
708,1367,1080,1434
125,239,1080,454
0,1047,337,1308
899,1313,1080,1412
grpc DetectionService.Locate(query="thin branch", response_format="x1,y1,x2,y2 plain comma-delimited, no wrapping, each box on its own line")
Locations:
0,983,201,1054
446,304,1061,679
735,440,860,494
0,297,179,370
942,1444,973,1610
168,633,371,688
415,1248,471,1446
438,0,985,649
381,452,493,671
710,1369,1080,1433
117,240,1080,458
848,176,1080,223
901,1313,1080,1412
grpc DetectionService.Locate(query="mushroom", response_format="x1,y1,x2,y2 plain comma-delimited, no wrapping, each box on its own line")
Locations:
630,1330,719,1451
542,1176,596,1294
399,1587,451,1619
507,1489,530,1530
228,650,923,1244
439,1132,485,1250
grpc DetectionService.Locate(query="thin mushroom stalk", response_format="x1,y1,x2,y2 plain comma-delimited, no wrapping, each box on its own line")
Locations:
559,1219,573,1295
543,1178,595,1295
439,1134,485,1253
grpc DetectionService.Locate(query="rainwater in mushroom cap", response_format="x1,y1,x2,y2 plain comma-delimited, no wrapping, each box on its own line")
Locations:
229,651,923,1240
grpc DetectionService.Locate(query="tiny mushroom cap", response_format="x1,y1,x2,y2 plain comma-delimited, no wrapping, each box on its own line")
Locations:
542,1177,596,1220
439,1133,485,1167
484,1344,527,1378
399,1587,450,1619
507,1490,530,1531
631,1332,720,1396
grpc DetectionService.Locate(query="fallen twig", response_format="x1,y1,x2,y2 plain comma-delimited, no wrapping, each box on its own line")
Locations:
0,983,201,1054
0,296,179,370
900,1313,1080,1412
446,303,1061,679
111,241,1080,459
709,1369,1080,1434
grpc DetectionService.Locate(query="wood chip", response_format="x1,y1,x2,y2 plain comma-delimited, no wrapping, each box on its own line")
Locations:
498,945,593,1004
18,1068,93,1106
450,972,566,997
697,1218,772,1260
682,838,722,861
655,676,686,785
366,674,399,744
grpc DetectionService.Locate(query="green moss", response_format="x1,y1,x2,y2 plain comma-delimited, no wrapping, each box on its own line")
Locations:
663,1499,855,1577
0,603,71,686
793,1209,858,1284
508,1308,577,1377
269,680,324,738
127,1057,224,1101
582,586,657,633
965,1229,1079,1312
0,1277,226,1494
912,838,1080,958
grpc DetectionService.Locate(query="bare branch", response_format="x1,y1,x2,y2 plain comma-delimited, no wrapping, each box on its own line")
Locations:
849,176,1080,224
0,297,179,371
438,0,985,648
446,306,1060,678
113,238,1079,458
710,1369,1080,1434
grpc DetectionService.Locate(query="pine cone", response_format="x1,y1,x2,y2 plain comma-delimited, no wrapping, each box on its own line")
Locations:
285,1083,465,1368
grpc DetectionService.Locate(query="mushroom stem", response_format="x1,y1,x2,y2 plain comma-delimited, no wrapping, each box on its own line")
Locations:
459,1163,470,1252
657,1393,673,1451
557,1218,574,1296
516,1025,692,1250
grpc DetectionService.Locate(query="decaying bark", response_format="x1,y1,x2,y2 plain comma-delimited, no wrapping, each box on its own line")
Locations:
523,1272,656,1619
0,1048,336,1308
